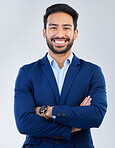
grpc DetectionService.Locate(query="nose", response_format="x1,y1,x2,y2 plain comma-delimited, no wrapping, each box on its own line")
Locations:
56,28,65,38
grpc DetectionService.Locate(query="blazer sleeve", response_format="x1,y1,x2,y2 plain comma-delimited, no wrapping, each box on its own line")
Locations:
52,67,107,129
14,67,71,140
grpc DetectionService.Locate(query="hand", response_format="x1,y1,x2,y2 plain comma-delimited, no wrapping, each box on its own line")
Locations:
35,96,92,121
80,96,92,106
71,96,92,133
35,107,46,118
71,127,81,133
45,106,53,119
35,107,48,119
35,106,53,119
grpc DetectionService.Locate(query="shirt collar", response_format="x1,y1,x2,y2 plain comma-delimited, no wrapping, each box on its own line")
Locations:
47,52,73,67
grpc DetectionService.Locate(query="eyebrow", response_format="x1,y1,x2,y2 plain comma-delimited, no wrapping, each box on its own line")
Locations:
63,24,72,27
48,24,58,26
48,23,72,27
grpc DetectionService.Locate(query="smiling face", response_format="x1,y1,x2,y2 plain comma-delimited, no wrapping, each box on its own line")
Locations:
43,12,78,55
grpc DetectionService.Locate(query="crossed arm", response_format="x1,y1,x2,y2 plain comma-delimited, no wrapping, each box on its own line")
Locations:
35,96,92,133
14,66,107,140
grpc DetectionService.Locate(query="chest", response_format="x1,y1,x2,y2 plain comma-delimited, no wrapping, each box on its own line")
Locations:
31,72,90,107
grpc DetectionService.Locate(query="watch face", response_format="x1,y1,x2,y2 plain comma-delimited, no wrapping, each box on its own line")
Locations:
39,105,47,114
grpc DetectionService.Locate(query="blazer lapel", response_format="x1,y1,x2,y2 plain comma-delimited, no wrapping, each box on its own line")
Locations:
41,54,60,104
60,54,80,105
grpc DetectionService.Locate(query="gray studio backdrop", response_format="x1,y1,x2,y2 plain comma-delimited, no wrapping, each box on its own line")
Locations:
0,0,114,147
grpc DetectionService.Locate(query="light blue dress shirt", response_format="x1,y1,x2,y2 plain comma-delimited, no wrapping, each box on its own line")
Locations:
47,53,73,95
47,53,73,119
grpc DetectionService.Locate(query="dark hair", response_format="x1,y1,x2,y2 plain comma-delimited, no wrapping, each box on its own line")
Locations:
43,3,79,31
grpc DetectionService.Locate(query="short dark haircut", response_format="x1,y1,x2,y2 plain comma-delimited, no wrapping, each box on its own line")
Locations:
43,3,79,31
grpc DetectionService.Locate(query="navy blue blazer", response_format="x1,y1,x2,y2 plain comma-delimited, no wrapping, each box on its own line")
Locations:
14,53,107,148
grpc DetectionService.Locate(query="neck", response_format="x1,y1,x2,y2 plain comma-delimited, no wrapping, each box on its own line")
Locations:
49,49,72,69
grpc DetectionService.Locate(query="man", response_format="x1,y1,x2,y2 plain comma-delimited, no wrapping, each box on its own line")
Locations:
14,3,107,148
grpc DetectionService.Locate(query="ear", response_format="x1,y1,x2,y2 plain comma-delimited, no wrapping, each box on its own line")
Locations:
74,29,78,40
43,29,46,39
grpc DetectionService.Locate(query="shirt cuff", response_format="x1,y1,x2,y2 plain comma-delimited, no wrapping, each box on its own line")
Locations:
53,116,56,119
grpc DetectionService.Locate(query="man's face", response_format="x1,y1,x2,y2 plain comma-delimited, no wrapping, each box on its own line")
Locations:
43,12,78,54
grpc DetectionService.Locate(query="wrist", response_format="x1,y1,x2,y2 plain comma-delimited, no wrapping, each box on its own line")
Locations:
39,105,48,114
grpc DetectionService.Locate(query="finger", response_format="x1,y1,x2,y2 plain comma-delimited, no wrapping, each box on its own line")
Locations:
76,128,81,132
85,102,91,106
85,98,92,106
80,98,87,106
45,114,50,119
80,96,90,106
86,98,92,105
75,128,81,132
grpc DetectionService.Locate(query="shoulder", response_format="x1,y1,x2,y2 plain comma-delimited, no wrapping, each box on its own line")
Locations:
20,53,48,72
73,54,103,77
73,53,101,72
18,56,45,76
80,58,100,70
78,58,105,84
20,59,41,72
17,53,48,77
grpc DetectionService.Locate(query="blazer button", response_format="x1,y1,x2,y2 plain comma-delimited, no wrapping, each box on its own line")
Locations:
57,113,62,116
55,140,60,144
62,113,65,116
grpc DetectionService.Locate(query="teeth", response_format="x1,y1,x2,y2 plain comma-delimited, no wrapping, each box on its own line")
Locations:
55,40,65,44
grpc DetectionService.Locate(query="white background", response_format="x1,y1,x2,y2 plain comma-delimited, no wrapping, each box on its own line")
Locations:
0,0,115,147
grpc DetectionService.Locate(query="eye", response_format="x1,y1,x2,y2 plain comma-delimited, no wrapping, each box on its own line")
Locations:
64,27,70,30
50,27,57,30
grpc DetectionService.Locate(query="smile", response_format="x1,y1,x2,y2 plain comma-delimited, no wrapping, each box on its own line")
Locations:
55,40,65,44
51,38,70,47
